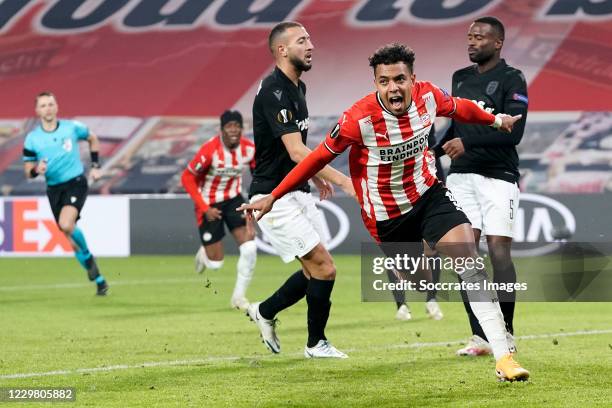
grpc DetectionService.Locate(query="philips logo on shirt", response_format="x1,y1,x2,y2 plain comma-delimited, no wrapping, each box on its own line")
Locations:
472,99,494,114
211,167,241,177
374,133,428,163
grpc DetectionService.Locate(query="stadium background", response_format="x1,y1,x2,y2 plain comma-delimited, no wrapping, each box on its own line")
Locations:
1,2,611,407
1,0,611,257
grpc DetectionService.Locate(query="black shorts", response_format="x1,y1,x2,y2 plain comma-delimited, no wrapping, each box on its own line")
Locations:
375,182,469,248
198,195,247,246
46,175,88,222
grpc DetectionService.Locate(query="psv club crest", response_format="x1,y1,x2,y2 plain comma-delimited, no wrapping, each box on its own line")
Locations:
420,113,431,127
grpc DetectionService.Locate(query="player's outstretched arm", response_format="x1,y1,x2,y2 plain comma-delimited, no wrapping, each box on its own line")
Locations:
451,98,521,133
496,114,522,133
238,143,335,220
281,132,355,198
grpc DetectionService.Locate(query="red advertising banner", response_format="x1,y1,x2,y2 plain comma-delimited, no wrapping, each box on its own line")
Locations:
1,0,611,117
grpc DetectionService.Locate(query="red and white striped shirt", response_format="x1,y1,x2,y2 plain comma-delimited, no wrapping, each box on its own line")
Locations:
184,135,255,210
270,81,496,243
324,82,456,223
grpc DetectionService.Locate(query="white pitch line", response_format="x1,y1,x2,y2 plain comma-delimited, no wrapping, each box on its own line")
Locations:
1,329,610,380
0,278,200,292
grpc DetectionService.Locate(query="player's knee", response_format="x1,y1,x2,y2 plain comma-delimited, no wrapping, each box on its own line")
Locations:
459,263,500,303
438,240,478,260
459,263,488,284
319,261,336,280
58,220,75,235
488,245,512,265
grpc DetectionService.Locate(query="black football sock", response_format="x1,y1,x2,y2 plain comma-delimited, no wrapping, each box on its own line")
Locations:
386,268,406,309
306,278,335,348
426,255,441,301
259,270,308,320
489,242,517,335
494,262,517,334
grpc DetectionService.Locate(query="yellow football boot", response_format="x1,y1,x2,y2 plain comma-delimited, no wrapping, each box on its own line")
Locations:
495,353,530,382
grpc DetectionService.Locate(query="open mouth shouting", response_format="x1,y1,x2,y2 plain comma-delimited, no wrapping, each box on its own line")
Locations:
388,95,404,112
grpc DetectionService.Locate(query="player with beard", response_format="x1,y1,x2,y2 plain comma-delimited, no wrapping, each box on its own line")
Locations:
245,21,356,358
181,110,256,311
434,16,528,357
240,43,530,381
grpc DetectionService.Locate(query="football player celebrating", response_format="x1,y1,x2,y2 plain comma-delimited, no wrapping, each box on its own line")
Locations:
240,43,529,382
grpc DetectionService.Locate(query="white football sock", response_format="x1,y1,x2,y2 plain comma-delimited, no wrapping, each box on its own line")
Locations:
459,266,509,360
233,240,257,298
198,246,223,271
468,301,508,360
206,258,224,270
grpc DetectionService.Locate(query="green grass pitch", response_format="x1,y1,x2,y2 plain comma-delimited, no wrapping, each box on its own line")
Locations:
1,255,610,407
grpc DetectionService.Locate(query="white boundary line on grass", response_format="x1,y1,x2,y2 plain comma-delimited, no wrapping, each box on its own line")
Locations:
0,278,201,291
1,329,610,380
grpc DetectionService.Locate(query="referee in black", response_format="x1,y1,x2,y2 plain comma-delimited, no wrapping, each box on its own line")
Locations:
245,21,355,358
435,16,528,356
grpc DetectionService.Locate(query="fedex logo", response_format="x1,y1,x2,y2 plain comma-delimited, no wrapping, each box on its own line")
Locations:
0,199,72,254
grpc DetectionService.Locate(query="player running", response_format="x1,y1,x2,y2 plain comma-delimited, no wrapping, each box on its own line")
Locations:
181,110,257,311
240,43,529,381
23,91,108,296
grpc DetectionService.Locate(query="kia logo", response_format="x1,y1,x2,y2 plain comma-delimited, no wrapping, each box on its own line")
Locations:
256,200,350,255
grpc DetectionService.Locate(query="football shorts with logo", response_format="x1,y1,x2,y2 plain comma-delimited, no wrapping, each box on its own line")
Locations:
251,191,327,263
198,195,248,245
446,173,519,237
46,175,88,222
375,182,469,248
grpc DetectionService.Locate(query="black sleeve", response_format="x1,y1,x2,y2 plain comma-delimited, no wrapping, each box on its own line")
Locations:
433,121,455,157
462,71,528,148
260,88,300,139
427,125,436,148
23,148,37,159
434,71,460,157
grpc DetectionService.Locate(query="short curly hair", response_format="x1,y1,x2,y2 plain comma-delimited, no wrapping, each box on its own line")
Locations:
368,43,415,73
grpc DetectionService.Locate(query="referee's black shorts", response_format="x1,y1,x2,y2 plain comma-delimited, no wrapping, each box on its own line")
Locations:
46,174,88,222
